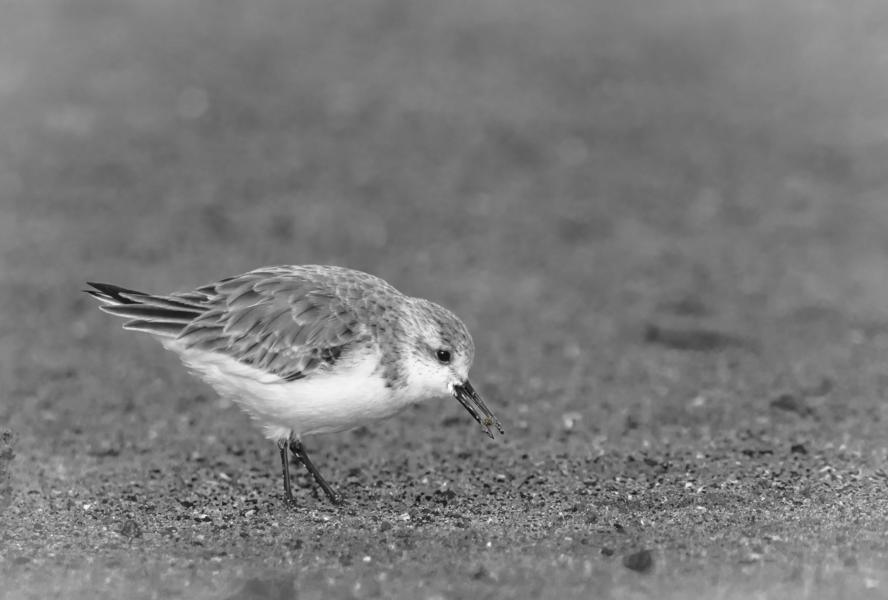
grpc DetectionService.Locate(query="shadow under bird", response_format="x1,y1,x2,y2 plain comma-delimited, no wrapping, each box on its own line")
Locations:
85,265,503,506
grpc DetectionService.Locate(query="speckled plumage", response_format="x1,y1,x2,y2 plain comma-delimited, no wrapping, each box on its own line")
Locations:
86,265,502,506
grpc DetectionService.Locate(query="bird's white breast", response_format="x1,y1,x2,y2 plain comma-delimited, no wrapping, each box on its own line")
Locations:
164,341,414,441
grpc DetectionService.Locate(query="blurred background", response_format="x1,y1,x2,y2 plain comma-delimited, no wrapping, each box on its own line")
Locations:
4,0,888,311
4,0,888,598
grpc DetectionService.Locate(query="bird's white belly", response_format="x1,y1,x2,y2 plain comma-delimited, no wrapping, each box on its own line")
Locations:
167,343,411,440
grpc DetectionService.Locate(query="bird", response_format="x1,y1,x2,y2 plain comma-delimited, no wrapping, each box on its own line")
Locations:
85,265,503,506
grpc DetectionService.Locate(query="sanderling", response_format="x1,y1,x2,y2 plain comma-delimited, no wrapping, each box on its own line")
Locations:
86,265,503,506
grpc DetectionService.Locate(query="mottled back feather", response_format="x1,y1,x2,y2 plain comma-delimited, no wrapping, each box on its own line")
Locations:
86,266,408,382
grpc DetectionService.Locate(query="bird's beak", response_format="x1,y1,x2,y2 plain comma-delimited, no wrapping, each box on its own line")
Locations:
452,380,504,439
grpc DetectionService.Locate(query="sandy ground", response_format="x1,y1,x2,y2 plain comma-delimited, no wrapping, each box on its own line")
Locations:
4,1,888,598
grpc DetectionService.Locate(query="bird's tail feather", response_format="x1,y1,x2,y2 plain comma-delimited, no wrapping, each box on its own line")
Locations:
85,282,205,338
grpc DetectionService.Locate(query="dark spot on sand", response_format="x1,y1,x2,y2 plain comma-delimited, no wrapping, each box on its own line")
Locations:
623,549,654,573
644,322,749,351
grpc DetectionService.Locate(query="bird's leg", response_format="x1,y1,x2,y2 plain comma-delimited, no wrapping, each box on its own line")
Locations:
277,437,297,506
289,437,343,505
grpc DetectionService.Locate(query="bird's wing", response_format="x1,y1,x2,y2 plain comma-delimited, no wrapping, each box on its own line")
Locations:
176,269,368,381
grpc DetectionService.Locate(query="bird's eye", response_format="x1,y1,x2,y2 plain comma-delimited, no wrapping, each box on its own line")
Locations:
436,349,452,364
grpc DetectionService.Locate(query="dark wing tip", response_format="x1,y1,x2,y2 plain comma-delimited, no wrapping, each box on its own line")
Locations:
85,282,146,304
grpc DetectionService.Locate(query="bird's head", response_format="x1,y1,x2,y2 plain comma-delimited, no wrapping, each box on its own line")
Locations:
400,298,503,438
